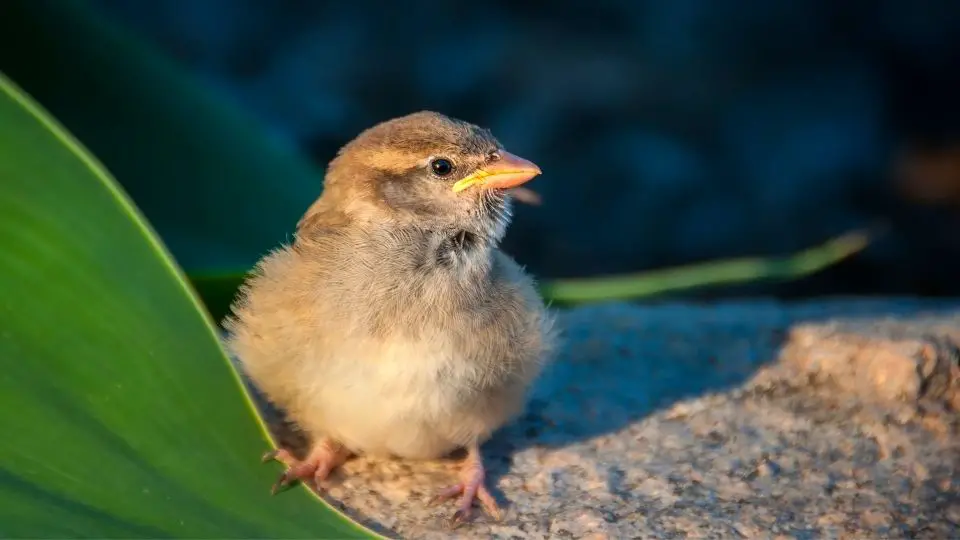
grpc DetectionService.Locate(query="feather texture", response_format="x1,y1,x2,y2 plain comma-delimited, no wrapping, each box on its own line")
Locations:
223,111,556,461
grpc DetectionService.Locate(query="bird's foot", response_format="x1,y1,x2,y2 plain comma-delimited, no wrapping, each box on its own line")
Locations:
261,438,349,495
429,445,501,527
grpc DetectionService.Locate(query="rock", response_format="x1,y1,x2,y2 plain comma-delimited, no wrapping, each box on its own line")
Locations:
750,317,960,415
239,299,960,539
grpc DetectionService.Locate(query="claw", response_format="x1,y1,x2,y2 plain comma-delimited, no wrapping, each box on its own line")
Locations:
431,444,502,525
450,508,470,529
259,439,349,495
271,470,296,495
428,484,463,507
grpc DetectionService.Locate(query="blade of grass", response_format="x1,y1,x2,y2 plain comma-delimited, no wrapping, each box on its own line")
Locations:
539,229,872,304
188,229,872,321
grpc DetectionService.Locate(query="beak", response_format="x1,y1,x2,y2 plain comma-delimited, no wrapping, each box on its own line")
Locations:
451,150,542,193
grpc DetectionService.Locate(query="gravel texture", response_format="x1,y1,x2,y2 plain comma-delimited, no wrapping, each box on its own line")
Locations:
243,299,960,539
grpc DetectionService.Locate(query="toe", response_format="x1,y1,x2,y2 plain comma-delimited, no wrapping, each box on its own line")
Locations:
271,469,298,495
261,447,298,467
429,484,463,506
449,507,472,529
263,439,350,495
476,485,502,521
312,460,337,488
269,460,319,495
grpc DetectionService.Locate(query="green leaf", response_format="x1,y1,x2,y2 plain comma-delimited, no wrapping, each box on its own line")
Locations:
0,73,374,538
539,229,873,304
0,0,320,273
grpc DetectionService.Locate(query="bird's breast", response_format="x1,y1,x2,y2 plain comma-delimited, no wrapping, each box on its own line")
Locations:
305,328,525,459
289,239,551,459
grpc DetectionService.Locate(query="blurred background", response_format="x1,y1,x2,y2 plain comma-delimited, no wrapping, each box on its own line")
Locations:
16,0,960,299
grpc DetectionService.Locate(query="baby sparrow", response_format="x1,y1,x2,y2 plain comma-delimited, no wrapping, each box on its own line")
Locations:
223,111,556,525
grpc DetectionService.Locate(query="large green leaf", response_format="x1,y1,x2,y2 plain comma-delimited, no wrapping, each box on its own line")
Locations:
0,0,320,273
0,73,374,538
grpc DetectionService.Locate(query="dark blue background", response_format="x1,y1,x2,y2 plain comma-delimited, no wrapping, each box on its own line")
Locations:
89,0,960,297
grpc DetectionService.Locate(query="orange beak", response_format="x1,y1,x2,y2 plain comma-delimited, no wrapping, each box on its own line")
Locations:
451,150,542,193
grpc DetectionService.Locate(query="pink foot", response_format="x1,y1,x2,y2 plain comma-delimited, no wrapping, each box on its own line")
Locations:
261,438,349,495
429,445,502,527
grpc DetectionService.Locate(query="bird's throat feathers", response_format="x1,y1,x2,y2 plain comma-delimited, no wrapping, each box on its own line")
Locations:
295,194,508,282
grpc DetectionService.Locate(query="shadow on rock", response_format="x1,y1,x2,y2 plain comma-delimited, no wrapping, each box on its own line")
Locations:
478,299,960,508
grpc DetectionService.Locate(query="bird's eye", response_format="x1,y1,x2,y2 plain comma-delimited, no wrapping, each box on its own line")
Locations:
430,158,454,177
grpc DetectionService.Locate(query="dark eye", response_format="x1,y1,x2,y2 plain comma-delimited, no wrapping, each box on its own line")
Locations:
430,158,453,177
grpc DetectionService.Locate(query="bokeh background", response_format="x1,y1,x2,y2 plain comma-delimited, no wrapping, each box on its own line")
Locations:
78,0,960,297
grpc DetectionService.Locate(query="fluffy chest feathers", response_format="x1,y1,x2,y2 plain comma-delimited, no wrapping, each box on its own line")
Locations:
225,226,554,459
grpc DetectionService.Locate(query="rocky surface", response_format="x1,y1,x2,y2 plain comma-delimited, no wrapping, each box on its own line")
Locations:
243,299,960,539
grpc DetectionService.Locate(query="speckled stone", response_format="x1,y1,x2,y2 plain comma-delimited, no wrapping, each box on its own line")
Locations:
237,299,960,539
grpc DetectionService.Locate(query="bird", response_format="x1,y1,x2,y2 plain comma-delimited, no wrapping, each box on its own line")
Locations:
222,110,557,525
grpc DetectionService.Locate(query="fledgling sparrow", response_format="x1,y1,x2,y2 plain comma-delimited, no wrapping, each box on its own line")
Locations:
223,111,556,525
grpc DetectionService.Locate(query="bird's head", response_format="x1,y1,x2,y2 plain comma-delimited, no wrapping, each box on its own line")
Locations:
304,111,542,243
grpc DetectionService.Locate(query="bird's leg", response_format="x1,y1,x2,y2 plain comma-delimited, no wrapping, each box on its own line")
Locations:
261,437,350,495
429,443,501,526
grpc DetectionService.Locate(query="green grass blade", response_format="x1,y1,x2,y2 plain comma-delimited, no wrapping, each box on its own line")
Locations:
0,73,374,538
539,229,871,304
